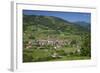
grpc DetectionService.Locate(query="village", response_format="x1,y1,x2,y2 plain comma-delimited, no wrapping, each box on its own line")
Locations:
25,39,77,48
24,39,81,59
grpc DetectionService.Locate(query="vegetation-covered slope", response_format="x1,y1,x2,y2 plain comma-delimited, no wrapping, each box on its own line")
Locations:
23,15,91,62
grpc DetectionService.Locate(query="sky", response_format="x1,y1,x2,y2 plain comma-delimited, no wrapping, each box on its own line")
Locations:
23,10,91,23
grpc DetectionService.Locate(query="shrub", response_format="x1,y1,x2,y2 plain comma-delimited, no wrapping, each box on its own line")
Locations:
57,50,66,56
23,52,33,62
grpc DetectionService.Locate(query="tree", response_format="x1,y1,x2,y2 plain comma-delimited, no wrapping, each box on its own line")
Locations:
80,33,91,56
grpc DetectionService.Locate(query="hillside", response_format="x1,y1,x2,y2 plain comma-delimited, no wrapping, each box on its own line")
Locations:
23,15,89,36
23,15,91,62
74,21,90,30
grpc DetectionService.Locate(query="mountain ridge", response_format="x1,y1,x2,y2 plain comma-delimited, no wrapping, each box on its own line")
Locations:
23,15,90,40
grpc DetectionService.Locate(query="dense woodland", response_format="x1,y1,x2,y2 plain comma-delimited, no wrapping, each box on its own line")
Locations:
23,15,91,62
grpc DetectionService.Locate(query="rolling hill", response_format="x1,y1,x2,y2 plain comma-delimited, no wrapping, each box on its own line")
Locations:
23,15,89,36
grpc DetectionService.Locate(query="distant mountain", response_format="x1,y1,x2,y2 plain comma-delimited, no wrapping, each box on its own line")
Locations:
73,21,90,29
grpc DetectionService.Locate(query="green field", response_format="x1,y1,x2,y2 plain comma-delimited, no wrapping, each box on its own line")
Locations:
23,48,90,62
